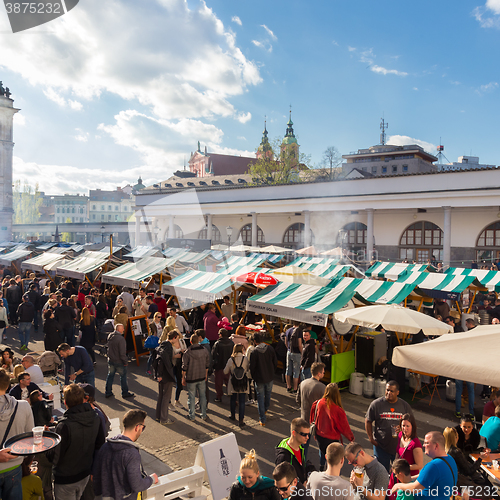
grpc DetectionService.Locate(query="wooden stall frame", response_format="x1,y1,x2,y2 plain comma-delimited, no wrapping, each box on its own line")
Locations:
125,315,151,366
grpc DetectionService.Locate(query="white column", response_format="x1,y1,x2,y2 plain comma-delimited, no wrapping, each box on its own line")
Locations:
443,206,451,268
251,212,257,247
207,214,213,241
134,214,140,246
366,208,374,260
169,215,174,239
304,210,311,247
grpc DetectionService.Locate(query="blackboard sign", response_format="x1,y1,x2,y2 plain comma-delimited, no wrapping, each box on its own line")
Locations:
124,315,151,366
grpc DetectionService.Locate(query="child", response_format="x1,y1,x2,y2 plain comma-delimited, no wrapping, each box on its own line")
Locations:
392,459,413,500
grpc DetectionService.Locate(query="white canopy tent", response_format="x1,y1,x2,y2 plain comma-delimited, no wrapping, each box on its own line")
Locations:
392,325,500,386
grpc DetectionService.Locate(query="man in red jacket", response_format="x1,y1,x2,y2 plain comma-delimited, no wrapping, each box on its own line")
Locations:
203,304,219,347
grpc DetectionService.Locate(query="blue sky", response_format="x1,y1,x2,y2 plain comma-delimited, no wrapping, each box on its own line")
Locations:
1,0,500,195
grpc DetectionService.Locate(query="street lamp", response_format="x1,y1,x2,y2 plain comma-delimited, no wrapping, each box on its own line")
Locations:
154,224,160,246
226,226,233,249
100,225,105,243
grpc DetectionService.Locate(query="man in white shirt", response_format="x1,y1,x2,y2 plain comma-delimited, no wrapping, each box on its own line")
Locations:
117,288,135,316
169,308,190,336
220,295,233,319
21,355,44,385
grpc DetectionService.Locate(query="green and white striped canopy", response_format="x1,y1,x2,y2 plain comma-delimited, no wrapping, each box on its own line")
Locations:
216,255,268,275
396,271,484,299
102,256,170,288
56,251,109,280
177,250,214,264
328,277,418,305
162,269,237,304
289,262,352,279
365,262,431,280
289,256,339,267
125,246,162,259
246,282,356,326
0,248,31,265
21,252,66,272
445,267,500,292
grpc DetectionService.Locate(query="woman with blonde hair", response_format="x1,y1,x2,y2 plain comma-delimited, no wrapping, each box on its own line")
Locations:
310,383,354,470
80,306,97,363
224,344,249,427
228,449,280,500
443,427,489,498
160,315,177,343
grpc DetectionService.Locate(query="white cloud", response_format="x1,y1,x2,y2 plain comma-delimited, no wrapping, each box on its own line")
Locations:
236,112,251,123
476,81,498,94
231,16,242,26
450,80,461,85
348,46,356,52
69,100,83,111
387,135,437,155
487,0,500,14
331,40,339,46
0,0,261,123
74,129,89,142
370,65,408,77
261,24,277,40
413,87,418,91
473,4,500,28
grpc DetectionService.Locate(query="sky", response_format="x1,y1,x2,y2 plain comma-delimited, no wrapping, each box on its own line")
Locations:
1,0,500,195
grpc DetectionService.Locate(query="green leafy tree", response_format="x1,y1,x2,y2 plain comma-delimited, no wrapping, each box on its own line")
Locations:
13,180,43,224
61,218,72,242
249,137,311,185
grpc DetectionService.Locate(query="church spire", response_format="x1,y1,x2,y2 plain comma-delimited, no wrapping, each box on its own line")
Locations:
256,116,273,159
282,106,297,145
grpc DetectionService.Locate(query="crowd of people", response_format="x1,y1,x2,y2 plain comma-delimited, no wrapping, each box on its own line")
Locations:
0,268,499,500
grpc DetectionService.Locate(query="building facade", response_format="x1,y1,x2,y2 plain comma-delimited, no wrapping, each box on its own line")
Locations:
0,84,19,242
88,188,133,223
342,144,438,177
53,194,89,224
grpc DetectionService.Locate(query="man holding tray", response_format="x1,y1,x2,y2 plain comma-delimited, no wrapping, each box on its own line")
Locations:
0,368,34,500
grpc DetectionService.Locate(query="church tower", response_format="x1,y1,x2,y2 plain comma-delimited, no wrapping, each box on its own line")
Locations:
281,108,299,168
0,83,19,242
256,119,273,160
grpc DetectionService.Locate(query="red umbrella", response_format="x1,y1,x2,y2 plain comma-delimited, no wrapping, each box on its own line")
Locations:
231,272,278,287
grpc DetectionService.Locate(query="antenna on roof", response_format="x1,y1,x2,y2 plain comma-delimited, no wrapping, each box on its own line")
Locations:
380,117,388,145
436,138,450,164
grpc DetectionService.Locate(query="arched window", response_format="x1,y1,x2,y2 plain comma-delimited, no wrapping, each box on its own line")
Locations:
167,224,183,239
337,222,367,246
400,221,443,263
282,223,314,247
198,225,221,243
476,221,500,262
238,224,265,245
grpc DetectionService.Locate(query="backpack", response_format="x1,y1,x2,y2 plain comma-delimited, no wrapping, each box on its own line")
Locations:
151,347,163,380
231,357,248,392
290,326,302,351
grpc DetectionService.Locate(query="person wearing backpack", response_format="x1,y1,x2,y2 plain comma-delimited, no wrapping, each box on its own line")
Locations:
285,322,303,394
154,331,179,426
211,328,234,403
223,344,249,428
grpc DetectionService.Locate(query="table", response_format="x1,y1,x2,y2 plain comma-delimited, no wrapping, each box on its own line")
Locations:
470,452,500,483
408,369,441,406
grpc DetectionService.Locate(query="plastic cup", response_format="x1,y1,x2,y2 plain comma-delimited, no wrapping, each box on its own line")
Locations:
354,467,364,479
30,461,38,473
493,460,499,471
33,427,44,445
391,423,399,438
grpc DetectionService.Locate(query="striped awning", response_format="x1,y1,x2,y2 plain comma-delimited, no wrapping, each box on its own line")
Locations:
248,253,284,264
289,256,339,267
396,271,485,300
125,246,162,259
365,262,432,280
329,277,420,305
216,255,268,275
163,248,190,258
289,262,352,279
246,282,356,326
102,256,169,288
56,251,109,279
21,252,67,272
177,250,214,264
162,269,237,304
445,267,500,292
0,248,32,265
36,242,59,250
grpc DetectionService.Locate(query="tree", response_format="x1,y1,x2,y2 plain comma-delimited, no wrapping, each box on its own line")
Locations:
13,180,43,224
249,137,311,185
303,146,343,182
61,218,72,242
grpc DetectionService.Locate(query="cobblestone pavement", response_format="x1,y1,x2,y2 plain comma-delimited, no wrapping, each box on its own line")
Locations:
3,325,463,479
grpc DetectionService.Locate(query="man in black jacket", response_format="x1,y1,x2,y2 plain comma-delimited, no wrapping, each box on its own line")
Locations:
55,297,76,347
17,293,35,351
6,278,22,325
211,328,234,403
27,283,41,332
9,372,52,401
47,384,104,499
249,332,277,426
273,462,308,500
300,330,316,380
155,331,177,425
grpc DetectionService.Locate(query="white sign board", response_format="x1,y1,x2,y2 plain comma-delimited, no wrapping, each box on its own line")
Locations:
194,433,241,500
132,320,142,336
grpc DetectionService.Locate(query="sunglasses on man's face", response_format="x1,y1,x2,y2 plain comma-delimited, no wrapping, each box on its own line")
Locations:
298,431,310,437
276,481,294,492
